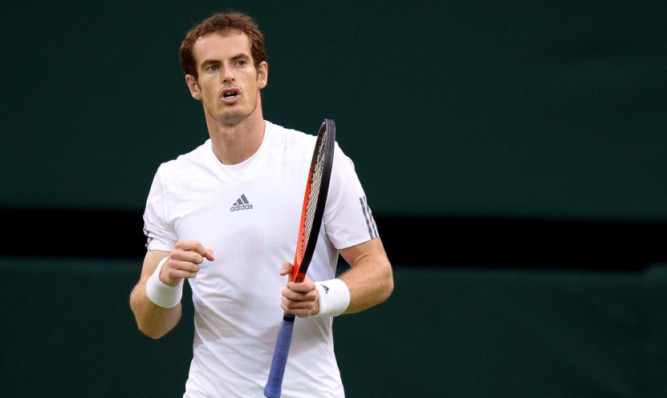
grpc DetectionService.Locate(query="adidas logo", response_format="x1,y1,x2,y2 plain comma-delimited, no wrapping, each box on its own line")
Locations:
321,284,330,294
230,194,254,212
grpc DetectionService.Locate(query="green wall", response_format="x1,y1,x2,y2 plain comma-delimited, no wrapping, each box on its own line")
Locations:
2,1,666,221
3,258,666,397
2,2,666,397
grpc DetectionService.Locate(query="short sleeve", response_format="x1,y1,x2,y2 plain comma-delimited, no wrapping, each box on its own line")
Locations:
143,168,178,252
323,142,379,250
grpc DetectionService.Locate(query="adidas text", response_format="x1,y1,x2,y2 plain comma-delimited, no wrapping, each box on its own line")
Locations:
230,204,253,212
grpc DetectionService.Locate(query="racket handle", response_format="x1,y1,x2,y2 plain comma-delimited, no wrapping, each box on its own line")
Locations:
264,314,296,398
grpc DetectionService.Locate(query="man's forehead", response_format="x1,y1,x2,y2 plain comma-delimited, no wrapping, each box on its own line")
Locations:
194,29,250,51
192,29,252,67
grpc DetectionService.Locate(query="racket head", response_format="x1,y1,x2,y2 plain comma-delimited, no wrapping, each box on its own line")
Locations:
292,119,336,282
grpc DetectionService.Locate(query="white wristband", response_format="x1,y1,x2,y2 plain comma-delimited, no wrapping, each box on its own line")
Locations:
146,257,183,309
314,279,350,317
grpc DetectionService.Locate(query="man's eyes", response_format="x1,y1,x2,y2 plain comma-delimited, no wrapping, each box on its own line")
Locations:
204,61,247,70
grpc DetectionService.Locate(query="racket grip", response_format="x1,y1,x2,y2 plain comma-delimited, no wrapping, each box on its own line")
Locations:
264,314,296,398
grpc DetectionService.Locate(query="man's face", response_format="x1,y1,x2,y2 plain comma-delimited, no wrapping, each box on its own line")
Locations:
186,30,268,126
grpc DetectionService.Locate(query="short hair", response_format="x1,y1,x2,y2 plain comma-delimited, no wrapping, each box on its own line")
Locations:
179,12,267,78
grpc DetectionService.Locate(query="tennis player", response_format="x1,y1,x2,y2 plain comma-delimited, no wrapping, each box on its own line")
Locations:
129,12,393,397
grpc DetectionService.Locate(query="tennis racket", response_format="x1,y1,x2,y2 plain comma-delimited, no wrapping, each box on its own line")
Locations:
264,119,336,398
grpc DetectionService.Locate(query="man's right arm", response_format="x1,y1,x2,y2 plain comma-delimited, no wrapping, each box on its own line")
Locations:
129,241,214,339
130,250,182,339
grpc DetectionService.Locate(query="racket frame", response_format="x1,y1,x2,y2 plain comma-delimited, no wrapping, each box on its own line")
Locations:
264,119,336,398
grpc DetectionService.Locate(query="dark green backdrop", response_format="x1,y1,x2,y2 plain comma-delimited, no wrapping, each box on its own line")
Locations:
3,258,666,397
2,1,666,397
2,1,665,220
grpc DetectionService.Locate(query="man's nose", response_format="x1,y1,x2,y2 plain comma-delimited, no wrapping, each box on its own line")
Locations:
221,64,235,83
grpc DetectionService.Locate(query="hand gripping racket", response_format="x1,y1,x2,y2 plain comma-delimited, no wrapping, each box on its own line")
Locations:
264,119,336,398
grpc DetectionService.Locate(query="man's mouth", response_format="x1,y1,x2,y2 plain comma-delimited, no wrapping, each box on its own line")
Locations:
220,88,240,102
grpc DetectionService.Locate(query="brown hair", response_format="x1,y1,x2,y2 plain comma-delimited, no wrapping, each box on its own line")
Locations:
179,12,267,78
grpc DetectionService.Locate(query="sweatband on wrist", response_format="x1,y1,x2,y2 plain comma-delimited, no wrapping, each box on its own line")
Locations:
146,257,183,309
314,279,350,317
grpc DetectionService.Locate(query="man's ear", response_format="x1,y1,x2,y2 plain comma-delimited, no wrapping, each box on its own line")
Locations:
185,74,202,100
257,61,268,89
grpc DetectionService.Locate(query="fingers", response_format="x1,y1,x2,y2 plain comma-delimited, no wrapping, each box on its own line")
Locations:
279,262,319,317
161,257,200,285
160,240,214,286
279,261,293,277
281,277,320,318
174,240,215,261
203,248,215,262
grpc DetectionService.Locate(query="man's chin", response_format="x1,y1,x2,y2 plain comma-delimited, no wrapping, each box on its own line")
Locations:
209,109,246,127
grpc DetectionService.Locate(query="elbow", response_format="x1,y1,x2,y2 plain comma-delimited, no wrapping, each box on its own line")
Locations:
384,276,395,303
145,331,168,340
131,304,171,340
130,288,176,340
132,304,176,339
378,265,395,304
138,323,168,340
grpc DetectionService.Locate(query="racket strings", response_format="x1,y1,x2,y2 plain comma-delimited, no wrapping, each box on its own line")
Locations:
303,131,329,244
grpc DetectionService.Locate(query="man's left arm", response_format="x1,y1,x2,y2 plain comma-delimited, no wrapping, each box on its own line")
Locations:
280,237,393,316
337,237,393,314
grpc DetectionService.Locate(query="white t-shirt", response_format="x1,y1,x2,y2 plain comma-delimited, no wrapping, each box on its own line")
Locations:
143,121,378,397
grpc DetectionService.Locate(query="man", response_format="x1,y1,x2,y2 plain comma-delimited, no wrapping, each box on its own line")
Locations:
130,12,393,397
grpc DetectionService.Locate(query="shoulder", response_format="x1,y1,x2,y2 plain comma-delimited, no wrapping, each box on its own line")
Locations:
266,120,316,145
155,139,214,182
264,120,317,159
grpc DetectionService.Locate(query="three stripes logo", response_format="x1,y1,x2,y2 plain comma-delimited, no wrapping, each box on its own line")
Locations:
359,195,378,239
230,194,254,212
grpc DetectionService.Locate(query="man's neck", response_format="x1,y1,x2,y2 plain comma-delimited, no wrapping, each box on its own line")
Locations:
207,116,266,165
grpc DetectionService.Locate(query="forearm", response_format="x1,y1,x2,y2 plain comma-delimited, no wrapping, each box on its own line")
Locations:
130,281,182,339
129,245,212,339
338,240,394,314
